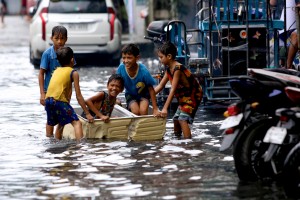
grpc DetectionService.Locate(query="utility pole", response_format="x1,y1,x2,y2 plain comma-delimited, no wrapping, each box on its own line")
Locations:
148,0,154,22
170,0,177,19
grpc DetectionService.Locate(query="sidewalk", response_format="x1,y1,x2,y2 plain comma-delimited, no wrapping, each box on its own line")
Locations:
0,15,30,47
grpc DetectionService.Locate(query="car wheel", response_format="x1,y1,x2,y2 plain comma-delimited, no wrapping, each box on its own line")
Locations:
110,57,121,66
109,49,121,66
29,45,40,69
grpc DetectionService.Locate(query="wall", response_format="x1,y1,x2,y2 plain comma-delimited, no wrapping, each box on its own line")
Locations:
6,0,22,15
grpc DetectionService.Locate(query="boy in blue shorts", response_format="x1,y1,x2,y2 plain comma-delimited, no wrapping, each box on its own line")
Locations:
45,47,93,141
116,43,160,116
38,25,70,138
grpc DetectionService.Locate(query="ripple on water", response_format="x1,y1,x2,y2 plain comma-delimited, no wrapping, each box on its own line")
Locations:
0,46,288,199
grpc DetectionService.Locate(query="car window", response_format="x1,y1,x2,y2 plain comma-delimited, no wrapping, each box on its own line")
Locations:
49,0,107,13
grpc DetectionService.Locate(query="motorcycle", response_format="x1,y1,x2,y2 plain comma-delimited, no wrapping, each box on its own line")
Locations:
144,20,191,65
273,86,300,198
219,68,300,181
259,86,300,177
144,20,196,107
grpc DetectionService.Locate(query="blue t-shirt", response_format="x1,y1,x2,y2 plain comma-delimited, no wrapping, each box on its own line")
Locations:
116,62,156,99
40,45,76,92
40,45,61,92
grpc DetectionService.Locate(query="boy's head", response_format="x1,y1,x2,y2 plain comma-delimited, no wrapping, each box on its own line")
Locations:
158,41,177,60
107,74,125,97
52,25,68,38
51,26,68,50
121,44,140,68
56,47,74,67
121,43,140,57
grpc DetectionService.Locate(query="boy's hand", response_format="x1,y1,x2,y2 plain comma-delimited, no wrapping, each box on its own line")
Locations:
86,114,94,123
153,108,161,117
40,93,46,106
100,115,110,123
160,109,168,118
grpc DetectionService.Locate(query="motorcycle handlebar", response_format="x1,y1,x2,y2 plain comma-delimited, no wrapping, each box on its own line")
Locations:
144,36,163,43
144,36,154,40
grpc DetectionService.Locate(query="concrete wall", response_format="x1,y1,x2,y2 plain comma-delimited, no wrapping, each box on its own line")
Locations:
6,0,22,15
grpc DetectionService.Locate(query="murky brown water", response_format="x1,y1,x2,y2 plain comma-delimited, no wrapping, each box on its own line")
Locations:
0,16,288,200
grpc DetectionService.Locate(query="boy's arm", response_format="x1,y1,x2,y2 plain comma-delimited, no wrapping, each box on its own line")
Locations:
148,86,160,116
72,71,94,123
154,73,168,94
38,68,46,106
39,50,50,106
67,84,72,103
85,92,107,119
161,70,180,118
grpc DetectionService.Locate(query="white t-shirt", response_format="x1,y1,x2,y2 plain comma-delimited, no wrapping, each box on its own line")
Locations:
279,1,296,34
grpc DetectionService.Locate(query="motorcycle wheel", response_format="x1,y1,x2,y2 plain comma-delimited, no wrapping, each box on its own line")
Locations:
282,143,300,198
233,118,276,181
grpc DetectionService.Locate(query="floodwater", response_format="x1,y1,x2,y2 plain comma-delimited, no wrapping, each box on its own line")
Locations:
0,16,289,199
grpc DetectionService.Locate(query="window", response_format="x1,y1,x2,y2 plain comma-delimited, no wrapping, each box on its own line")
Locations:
49,0,107,13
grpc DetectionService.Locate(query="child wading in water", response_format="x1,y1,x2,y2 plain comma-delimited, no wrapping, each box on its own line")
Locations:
45,47,93,141
155,42,203,139
39,25,72,138
82,74,124,123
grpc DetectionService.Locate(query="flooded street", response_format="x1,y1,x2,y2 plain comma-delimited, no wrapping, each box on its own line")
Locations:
0,16,289,199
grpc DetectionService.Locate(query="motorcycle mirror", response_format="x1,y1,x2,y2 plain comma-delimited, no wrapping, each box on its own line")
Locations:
164,25,172,32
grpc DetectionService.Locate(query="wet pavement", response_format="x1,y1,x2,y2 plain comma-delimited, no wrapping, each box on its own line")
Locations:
0,16,290,199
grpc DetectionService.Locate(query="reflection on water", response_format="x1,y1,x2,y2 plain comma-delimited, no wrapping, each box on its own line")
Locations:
0,47,288,199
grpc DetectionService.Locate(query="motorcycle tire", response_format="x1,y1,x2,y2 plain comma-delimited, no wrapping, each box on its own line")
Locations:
282,143,300,198
233,118,276,182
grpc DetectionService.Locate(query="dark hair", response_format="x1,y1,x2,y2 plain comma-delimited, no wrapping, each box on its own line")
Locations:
121,43,140,57
158,41,177,59
52,25,68,38
56,47,73,66
108,74,124,91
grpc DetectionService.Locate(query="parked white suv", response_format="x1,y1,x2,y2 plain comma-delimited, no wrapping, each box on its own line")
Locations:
29,0,122,68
